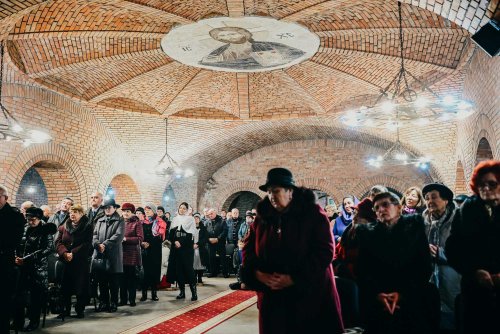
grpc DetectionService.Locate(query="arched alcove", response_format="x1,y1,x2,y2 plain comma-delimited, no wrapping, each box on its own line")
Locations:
476,137,494,166
107,174,141,206
222,191,261,215
15,161,80,209
15,167,48,207
161,185,177,215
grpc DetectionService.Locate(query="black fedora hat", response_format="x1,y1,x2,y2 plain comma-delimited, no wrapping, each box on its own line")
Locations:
422,182,454,202
103,198,120,209
259,168,296,191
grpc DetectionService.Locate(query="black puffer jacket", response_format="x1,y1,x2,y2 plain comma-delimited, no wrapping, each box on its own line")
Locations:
17,223,57,287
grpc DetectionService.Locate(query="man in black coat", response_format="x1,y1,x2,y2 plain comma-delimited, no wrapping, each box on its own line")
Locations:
86,192,105,229
0,184,25,333
205,208,228,277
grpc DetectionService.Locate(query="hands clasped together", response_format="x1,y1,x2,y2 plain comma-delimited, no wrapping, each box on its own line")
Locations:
377,292,400,315
256,270,294,290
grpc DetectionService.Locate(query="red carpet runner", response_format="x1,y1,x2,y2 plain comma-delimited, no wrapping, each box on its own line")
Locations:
138,290,256,334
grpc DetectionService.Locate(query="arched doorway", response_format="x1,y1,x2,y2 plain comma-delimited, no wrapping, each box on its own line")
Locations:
476,137,493,165
161,185,177,215
107,174,141,206
16,161,80,209
222,191,261,216
15,167,48,207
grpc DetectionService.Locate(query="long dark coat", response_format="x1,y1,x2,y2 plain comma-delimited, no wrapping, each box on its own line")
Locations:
55,215,93,295
445,195,500,333
167,226,195,285
122,216,143,266
356,214,436,334
0,203,24,334
92,212,125,273
16,223,56,288
142,219,163,286
241,188,344,334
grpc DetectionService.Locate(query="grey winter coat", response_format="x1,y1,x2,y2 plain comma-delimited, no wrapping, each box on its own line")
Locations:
92,212,125,273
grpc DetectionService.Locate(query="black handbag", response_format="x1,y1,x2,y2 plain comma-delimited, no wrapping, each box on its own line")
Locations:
91,253,108,272
54,258,65,283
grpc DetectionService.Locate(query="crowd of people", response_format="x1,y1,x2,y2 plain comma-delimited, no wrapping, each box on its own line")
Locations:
0,187,256,333
0,159,498,334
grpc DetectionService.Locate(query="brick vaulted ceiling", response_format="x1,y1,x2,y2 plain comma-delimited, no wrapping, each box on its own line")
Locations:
2,0,471,120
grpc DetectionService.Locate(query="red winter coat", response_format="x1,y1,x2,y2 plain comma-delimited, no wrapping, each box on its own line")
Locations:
241,187,344,334
122,216,144,266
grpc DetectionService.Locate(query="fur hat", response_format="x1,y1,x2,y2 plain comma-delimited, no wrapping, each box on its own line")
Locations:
353,198,377,221
25,207,44,219
121,202,136,212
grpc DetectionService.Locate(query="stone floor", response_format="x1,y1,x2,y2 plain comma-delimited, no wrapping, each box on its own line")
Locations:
31,277,258,334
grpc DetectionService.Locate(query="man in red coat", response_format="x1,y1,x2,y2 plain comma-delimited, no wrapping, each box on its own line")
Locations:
241,168,344,334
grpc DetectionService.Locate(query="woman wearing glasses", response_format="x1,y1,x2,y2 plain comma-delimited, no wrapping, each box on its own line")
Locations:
446,160,500,333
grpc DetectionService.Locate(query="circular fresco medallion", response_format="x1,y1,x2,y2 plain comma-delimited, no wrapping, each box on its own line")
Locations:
161,16,319,73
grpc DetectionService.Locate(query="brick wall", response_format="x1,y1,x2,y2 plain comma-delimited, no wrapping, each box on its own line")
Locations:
457,49,499,181
200,139,434,210
109,174,142,207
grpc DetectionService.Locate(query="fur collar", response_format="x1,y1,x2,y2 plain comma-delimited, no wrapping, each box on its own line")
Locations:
257,187,317,223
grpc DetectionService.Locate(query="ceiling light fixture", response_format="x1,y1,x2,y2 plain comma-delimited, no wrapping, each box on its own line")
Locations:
155,117,194,179
340,1,474,129
0,43,52,145
366,126,431,170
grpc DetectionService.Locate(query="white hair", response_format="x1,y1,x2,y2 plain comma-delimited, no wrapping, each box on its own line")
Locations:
0,184,8,197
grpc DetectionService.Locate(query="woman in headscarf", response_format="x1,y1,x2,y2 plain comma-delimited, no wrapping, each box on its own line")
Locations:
140,204,166,301
333,195,359,243
401,186,425,215
167,202,198,301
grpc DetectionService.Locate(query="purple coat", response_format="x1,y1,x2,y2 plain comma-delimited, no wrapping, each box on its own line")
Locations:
242,187,344,334
122,216,144,266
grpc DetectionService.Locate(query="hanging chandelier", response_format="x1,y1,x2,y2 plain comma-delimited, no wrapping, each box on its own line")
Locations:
340,1,474,130
154,117,194,179
0,43,52,146
367,126,431,169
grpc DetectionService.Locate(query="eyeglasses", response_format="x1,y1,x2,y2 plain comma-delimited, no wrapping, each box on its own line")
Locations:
27,217,38,222
373,201,396,212
478,181,498,190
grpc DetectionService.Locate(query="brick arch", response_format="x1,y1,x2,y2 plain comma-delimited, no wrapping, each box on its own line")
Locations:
350,174,430,200
108,174,142,207
3,142,87,207
295,178,341,204
202,180,262,211
400,0,495,34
